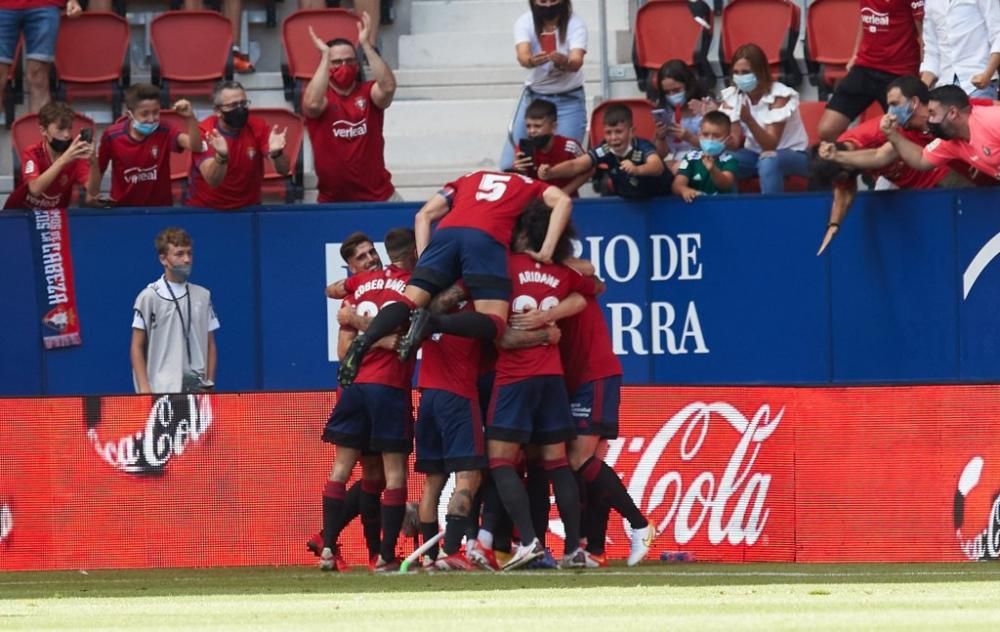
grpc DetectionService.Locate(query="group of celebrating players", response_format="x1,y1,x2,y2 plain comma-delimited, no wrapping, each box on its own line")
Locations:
312,169,655,572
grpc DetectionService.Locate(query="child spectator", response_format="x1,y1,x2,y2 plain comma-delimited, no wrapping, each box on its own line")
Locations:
671,110,738,202
539,103,670,199
510,98,589,196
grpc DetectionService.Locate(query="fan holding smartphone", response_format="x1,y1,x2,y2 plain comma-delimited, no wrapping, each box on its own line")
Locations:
510,99,589,196
501,0,589,171
650,59,719,174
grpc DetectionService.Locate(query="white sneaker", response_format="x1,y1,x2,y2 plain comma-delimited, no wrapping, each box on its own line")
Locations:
627,523,656,567
319,547,335,571
559,548,588,569
502,537,544,571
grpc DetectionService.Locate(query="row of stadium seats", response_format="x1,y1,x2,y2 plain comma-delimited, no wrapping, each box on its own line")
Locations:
2,8,362,126
634,0,858,99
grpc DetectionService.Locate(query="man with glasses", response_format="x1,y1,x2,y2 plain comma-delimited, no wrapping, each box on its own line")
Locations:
302,11,400,203
187,80,289,210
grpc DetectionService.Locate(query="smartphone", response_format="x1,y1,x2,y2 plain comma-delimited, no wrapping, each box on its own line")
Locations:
651,108,672,126
539,32,557,54
518,138,536,155
79,128,93,143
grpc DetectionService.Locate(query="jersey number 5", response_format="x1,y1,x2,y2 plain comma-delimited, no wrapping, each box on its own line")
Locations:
475,174,512,202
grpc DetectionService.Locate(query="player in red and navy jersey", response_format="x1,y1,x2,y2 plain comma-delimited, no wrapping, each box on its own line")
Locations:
187,80,290,210
485,201,594,570
6,102,93,211
320,227,418,573
337,169,572,387
88,83,202,207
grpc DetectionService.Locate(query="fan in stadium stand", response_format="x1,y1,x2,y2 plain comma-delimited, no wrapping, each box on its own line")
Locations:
688,0,712,29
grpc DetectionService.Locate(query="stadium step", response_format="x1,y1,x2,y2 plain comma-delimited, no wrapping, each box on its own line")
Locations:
409,0,631,35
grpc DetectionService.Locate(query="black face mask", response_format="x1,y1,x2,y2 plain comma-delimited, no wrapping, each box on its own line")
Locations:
927,120,951,140
536,3,561,20
48,137,72,153
533,134,552,148
221,106,249,129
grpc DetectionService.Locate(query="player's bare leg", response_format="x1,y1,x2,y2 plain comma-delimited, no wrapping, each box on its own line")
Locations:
338,285,431,386
488,440,544,570
320,447,361,570
418,473,447,567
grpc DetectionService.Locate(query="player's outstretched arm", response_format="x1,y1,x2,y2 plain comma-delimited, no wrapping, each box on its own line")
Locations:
415,193,452,255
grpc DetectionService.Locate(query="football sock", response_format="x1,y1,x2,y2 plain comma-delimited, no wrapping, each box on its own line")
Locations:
526,464,550,548
466,487,484,540
443,514,469,556
379,487,407,562
359,479,384,558
586,494,612,555
434,312,498,340
322,480,347,551
546,458,581,554
586,458,648,529
489,462,536,544
420,521,441,561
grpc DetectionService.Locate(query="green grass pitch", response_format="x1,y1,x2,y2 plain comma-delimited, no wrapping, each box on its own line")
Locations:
2,563,1000,631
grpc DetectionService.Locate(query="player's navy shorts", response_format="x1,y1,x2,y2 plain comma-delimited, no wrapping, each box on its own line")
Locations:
409,227,512,301
322,383,413,454
570,375,622,439
486,375,575,445
415,389,487,474
477,371,495,419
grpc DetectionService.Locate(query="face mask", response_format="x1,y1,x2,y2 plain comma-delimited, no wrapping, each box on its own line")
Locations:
330,63,359,90
170,263,192,283
699,137,725,157
536,3,561,19
733,73,758,93
888,102,914,127
666,92,687,108
532,133,552,148
221,106,249,129
130,114,159,137
927,120,951,140
48,137,72,153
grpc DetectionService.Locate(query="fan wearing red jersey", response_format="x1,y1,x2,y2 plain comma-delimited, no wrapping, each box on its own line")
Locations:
302,13,398,203
337,169,572,387
6,102,93,211
320,227,418,573
87,83,202,207
187,81,290,210
511,99,591,197
817,0,925,142
811,76,988,255
484,202,595,570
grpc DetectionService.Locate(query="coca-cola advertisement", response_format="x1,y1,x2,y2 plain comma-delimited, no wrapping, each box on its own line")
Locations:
1,385,999,571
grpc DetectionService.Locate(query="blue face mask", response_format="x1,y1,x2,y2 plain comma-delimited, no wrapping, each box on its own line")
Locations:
700,137,725,157
130,114,159,137
887,102,914,127
666,92,687,108
733,73,758,93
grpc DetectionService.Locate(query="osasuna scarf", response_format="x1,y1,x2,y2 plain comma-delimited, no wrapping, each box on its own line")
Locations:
27,208,82,349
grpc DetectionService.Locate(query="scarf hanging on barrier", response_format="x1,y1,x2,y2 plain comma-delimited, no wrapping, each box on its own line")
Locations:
28,208,83,349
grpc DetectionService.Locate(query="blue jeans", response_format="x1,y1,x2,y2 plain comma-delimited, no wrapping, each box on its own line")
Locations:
0,7,60,64
969,81,999,100
731,148,809,194
500,85,587,170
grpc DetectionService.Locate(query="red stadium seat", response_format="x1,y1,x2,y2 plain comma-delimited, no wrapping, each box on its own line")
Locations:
54,12,131,120
252,107,305,203
155,109,194,203
633,0,715,92
805,0,860,100
10,112,95,205
588,98,657,149
4,38,24,129
281,9,361,111
719,0,802,87
798,100,827,146
150,11,233,106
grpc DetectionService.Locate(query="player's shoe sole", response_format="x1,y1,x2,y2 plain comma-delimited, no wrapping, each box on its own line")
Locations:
397,308,432,362
337,333,368,387
627,522,657,567
501,538,544,571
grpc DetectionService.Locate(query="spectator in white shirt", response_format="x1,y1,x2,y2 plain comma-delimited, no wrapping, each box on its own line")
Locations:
500,0,588,170
921,0,1000,99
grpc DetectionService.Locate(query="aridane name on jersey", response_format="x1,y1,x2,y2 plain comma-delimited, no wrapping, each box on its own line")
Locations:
517,269,562,288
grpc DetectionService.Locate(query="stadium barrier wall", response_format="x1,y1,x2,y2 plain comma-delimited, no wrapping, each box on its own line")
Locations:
3,188,1000,396
1,385,998,571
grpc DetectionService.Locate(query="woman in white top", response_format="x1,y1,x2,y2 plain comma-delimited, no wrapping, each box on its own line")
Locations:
501,0,588,170
651,59,718,173
719,43,809,194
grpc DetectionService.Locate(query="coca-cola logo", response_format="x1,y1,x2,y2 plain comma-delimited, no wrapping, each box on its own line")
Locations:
86,394,213,476
613,401,782,546
954,456,1000,560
